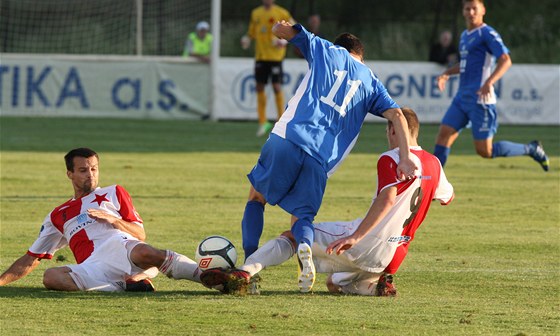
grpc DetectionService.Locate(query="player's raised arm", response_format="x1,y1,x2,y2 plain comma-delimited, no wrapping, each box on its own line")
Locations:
271,20,298,41
0,254,41,286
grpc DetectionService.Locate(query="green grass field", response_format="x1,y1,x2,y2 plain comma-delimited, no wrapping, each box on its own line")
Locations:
1,117,559,335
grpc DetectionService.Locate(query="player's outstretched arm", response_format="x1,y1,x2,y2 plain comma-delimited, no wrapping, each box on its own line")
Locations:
0,254,41,286
326,186,397,255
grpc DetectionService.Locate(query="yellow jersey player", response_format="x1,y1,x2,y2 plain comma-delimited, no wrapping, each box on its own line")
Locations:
241,0,294,136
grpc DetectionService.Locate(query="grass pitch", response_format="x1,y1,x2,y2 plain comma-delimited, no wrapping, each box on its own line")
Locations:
0,117,559,335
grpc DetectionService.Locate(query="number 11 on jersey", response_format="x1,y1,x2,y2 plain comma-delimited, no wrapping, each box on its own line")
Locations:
320,70,362,117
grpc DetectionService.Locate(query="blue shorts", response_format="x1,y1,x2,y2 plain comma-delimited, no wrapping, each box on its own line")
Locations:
441,96,498,140
248,134,327,221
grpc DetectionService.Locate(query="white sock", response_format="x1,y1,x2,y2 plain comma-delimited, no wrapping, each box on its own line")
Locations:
240,236,295,276
160,250,201,282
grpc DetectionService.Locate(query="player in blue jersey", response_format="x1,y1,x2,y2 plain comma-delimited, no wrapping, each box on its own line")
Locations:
434,0,549,171
233,20,417,293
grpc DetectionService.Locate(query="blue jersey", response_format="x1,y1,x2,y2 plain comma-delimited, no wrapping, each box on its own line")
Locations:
457,24,509,104
271,24,398,177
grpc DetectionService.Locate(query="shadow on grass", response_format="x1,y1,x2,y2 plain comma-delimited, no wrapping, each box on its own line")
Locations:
0,286,340,299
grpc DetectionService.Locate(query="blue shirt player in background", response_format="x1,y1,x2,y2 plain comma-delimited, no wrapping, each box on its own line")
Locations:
204,20,418,294
434,0,549,171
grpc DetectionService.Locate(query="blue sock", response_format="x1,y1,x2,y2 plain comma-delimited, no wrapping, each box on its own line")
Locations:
434,144,451,167
291,219,314,247
241,201,264,260
492,141,528,158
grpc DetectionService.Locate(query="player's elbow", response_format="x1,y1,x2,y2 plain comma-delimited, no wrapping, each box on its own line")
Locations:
500,53,512,68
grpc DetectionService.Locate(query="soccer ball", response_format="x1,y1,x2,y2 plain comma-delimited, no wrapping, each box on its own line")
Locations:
195,235,237,271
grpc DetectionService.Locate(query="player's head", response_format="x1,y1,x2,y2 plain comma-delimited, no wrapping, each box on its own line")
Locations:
462,0,486,28
387,108,420,147
334,33,364,60
196,21,209,32
262,0,274,8
65,147,99,194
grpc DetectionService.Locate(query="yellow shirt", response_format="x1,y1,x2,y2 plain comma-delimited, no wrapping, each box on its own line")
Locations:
247,5,293,61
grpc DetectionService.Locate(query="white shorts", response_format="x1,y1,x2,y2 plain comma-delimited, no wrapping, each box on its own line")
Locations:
67,235,147,292
312,218,382,295
330,271,382,296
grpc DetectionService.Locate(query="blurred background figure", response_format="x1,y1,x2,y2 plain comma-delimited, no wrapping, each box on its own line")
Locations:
183,21,213,63
241,0,294,137
429,30,458,66
293,14,321,58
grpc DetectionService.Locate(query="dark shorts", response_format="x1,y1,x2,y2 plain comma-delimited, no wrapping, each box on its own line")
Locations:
247,134,327,221
255,61,283,85
441,96,498,140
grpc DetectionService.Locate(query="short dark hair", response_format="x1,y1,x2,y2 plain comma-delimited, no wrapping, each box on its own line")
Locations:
64,147,98,171
388,108,420,139
333,33,364,57
463,0,484,5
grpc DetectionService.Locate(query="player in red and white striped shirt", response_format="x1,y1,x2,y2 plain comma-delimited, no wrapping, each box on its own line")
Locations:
201,108,454,295
0,148,201,292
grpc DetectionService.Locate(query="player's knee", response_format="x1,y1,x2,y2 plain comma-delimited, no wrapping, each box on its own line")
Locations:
280,230,296,248
326,275,342,293
475,147,493,158
247,188,266,204
131,244,165,267
43,268,66,290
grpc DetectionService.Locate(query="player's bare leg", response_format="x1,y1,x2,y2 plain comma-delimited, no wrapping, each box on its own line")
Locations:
272,82,284,119
130,244,201,283
256,83,272,136
42,266,80,291
477,136,549,171
474,138,493,158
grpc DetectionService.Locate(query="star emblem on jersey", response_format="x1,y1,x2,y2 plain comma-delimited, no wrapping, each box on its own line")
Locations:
91,193,109,206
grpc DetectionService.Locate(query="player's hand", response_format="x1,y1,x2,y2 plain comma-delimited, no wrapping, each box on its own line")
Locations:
326,236,358,255
396,155,418,181
240,35,251,50
477,82,493,103
87,208,118,225
272,36,288,48
437,74,449,92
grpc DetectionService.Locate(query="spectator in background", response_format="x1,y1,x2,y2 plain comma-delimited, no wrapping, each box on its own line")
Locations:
241,0,295,137
293,14,321,58
429,30,458,66
183,21,213,63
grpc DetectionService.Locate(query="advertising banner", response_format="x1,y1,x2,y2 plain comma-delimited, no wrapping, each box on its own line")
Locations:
214,57,560,125
0,54,210,119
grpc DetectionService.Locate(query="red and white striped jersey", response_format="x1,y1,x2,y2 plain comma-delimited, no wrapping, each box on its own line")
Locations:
347,146,454,273
27,185,143,264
